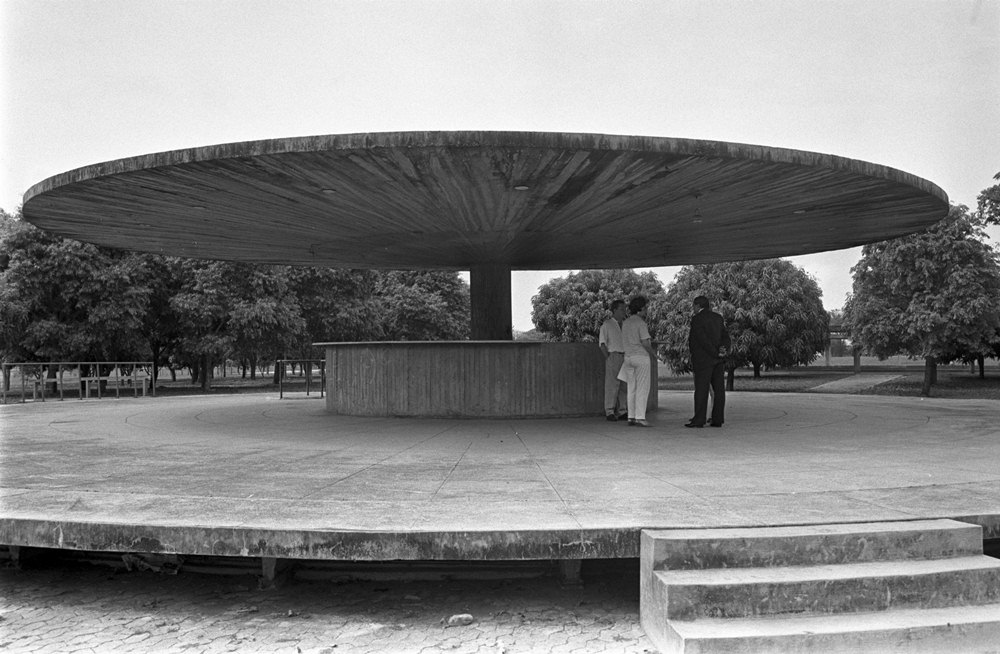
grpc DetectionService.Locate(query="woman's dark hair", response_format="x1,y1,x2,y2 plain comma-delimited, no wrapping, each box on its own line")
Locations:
628,296,647,314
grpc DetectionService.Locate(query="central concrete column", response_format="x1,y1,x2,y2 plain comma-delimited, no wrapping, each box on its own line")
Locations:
470,264,513,340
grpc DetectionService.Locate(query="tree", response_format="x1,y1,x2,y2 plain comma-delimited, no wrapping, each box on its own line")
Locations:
132,254,186,383
169,261,312,387
0,212,151,366
655,260,829,388
2,206,476,390
530,269,668,342
287,267,382,353
843,205,1000,395
827,309,850,357
226,265,305,380
170,260,239,389
977,171,1000,226
375,271,470,341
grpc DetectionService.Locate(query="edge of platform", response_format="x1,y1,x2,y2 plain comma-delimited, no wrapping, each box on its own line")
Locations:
2,514,997,561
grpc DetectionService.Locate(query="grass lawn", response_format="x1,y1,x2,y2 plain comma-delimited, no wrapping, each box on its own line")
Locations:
6,359,1000,402
658,356,1000,400
858,371,1000,400
659,370,851,393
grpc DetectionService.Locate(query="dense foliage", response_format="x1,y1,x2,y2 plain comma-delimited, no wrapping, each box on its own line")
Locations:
655,260,829,386
0,211,470,388
530,269,668,342
0,211,151,363
843,204,1000,395
978,171,1000,226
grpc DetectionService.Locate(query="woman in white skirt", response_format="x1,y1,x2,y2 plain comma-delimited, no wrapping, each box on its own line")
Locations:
617,296,657,427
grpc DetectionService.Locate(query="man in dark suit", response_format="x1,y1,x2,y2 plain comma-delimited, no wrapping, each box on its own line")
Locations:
686,295,731,428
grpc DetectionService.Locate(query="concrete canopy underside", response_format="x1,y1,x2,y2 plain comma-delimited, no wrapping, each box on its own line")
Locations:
22,131,948,270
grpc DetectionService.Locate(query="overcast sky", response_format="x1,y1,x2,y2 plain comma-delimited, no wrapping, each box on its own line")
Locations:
3,0,997,330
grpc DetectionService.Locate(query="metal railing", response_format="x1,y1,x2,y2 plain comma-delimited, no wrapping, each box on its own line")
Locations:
1,362,155,404
277,359,325,399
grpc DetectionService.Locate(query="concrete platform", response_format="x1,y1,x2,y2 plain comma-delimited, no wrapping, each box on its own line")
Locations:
1,391,998,560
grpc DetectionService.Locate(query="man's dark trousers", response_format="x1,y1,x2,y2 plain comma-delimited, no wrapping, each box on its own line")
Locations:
692,361,725,426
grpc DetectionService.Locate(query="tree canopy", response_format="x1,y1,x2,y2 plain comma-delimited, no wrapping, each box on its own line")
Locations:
0,211,151,364
530,269,668,342
977,171,1000,226
843,204,1000,395
655,260,829,383
0,210,471,387
376,271,470,341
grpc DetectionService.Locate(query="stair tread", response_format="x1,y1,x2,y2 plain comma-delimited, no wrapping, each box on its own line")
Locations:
671,603,1000,639
656,555,1000,586
645,519,977,543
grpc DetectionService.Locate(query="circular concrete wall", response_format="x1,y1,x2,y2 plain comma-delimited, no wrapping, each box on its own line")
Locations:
319,341,607,418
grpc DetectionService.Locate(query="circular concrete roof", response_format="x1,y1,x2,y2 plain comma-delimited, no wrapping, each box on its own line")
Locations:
23,131,948,270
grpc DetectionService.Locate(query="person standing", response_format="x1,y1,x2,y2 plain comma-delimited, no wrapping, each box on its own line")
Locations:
617,296,657,427
686,295,730,428
599,299,628,421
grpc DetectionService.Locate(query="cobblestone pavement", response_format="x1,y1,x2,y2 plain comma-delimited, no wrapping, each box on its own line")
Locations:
0,557,654,653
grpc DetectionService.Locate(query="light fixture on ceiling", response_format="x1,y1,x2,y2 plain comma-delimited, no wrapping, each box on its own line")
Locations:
321,188,337,195
513,185,530,191
691,190,703,224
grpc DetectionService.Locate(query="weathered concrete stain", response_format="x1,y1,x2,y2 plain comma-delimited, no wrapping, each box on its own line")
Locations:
0,519,641,560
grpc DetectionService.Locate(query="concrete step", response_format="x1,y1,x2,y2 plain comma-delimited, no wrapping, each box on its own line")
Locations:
641,519,983,571
657,555,1000,620
639,520,998,652
664,604,1000,654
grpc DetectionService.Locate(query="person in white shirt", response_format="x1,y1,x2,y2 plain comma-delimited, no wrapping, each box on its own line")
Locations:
598,299,628,421
617,296,657,427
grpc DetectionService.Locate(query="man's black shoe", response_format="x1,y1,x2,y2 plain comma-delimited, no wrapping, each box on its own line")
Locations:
684,421,704,428
606,414,617,421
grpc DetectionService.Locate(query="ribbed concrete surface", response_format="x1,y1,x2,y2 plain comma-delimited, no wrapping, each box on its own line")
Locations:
1,391,998,559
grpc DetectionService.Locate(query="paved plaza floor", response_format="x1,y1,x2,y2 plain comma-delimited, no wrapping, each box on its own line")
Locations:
1,556,653,654
2,389,998,560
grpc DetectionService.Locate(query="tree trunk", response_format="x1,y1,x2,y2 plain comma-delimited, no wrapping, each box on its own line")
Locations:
150,344,161,384
978,354,985,379
99,363,109,394
199,354,212,391
921,356,935,397
45,364,58,394
249,356,257,380
273,358,282,385
752,361,762,378
726,367,735,391
79,364,90,395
